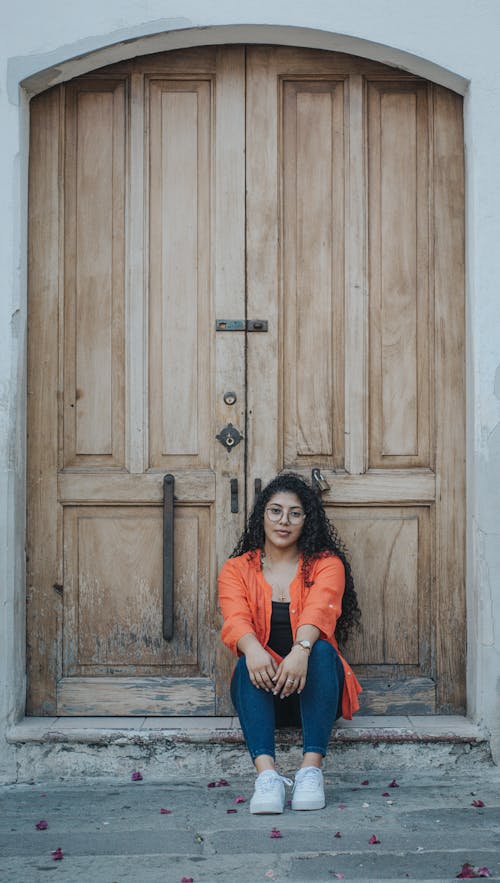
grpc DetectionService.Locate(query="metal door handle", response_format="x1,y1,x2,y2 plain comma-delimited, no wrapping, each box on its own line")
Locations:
163,474,175,640
230,478,239,513
254,478,262,503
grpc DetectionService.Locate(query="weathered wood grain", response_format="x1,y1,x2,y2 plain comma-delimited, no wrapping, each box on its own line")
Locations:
57,677,215,715
27,86,63,714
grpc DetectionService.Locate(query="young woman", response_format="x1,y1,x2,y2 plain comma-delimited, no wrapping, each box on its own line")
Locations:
218,472,362,814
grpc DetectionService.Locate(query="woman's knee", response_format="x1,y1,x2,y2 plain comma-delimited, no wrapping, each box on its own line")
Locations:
310,639,338,664
308,640,343,684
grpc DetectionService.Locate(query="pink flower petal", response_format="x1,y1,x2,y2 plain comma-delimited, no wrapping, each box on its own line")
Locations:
265,872,275,879
472,799,485,807
131,771,143,781
51,847,64,861
226,808,237,814
160,808,172,814
388,778,399,788
270,827,283,839
333,875,345,879
381,791,390,796
338,803,347,809
457,862,477,880
477,869,492,878
334,831,342,838
181,877,194,882
234,796,247,804
368,834,381,845
35,820,48,830
207,778,230,788
361,779,369,785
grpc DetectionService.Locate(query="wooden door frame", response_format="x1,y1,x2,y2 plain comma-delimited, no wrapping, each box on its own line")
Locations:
26,44,466,718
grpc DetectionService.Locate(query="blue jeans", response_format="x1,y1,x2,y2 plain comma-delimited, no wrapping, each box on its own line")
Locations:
230,639,345,761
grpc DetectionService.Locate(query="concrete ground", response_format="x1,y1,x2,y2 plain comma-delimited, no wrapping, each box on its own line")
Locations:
0,764,499,883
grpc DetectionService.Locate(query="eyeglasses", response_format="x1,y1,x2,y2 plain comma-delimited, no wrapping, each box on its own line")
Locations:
265,505,306,525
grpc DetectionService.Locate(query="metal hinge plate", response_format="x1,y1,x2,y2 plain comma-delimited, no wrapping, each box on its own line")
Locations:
216,319,268,332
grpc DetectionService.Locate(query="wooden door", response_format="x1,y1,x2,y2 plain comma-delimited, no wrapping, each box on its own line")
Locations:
28,46,465,717
27,47,247,715
246,47,465,714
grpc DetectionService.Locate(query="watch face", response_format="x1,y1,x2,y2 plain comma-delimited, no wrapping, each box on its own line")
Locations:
300,640,311,649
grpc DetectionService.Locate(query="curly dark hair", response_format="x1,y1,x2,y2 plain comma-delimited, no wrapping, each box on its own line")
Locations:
231,472,361,646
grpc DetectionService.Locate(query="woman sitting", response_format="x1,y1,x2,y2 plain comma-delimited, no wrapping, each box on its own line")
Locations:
218,472,362,814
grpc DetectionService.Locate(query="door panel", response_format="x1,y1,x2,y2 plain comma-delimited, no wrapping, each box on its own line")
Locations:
148,78,212,467
282,80,345,465
368,81,431,468
63,80,126,468
28,47,246,716
245,46,464,714
28,46,465,716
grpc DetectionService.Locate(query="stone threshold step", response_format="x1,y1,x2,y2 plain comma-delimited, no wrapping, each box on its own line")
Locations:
7,714,487,746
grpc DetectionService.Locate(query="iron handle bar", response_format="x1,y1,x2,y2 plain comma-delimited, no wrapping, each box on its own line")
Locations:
163,473,175,640
230,478,239,513
254,478,262,503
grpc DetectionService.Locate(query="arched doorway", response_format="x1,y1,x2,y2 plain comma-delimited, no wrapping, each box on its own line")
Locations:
27,45,465,716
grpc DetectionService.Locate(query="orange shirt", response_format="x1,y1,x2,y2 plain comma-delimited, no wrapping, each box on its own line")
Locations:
218,550,362,720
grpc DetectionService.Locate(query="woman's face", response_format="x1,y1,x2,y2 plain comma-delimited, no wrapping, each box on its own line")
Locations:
263,491,305,552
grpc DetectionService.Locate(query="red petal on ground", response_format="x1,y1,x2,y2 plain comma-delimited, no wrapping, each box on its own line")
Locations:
131,771,143,781
51,847,64,861
234,796,247,804
35,820,48,830
218,778,230,786
181,877,194,882
270,827,283,838
471,800,485,807
160,808,172,814
381,791,390,796
333,874,345,879
368,834,381,844
334,831,342,838
361,779,369,785
456,864,478,878
338,803,347,809
477,870,492,878
388,779,400,788
226,809,237,813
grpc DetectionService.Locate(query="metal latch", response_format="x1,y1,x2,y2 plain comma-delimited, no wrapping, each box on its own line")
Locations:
312,468,331,492
216,319,268,332
216,422,243,451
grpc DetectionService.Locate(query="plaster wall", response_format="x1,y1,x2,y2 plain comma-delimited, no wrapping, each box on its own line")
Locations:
1,0,500,777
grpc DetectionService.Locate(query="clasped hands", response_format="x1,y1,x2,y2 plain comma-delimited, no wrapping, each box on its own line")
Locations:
246,645,308,698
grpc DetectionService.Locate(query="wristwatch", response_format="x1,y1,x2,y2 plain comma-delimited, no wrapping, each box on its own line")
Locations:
293,639,311,653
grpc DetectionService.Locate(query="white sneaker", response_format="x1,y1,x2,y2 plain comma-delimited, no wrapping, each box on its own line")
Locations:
291,766,325,810
249,770,292,814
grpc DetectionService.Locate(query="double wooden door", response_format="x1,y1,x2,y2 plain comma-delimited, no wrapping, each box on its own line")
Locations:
27,46,465,716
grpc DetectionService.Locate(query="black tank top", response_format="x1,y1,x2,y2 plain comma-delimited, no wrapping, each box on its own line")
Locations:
267,601,301,727
268,601,293,657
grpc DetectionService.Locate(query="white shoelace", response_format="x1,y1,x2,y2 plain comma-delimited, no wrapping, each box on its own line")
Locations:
255,771,293,793
293,767,322,791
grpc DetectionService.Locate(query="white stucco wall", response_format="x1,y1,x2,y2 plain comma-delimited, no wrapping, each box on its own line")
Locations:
2,0,500,776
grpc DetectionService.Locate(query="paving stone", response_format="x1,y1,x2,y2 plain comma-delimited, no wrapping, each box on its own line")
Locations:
0,768,499,882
